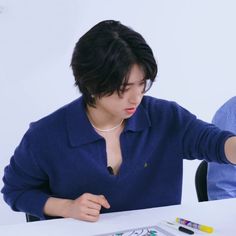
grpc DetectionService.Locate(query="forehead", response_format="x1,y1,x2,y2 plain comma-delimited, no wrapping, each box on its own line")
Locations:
125,64,145,84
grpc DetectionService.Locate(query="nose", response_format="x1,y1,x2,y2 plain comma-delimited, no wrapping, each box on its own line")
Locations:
128,87,143,105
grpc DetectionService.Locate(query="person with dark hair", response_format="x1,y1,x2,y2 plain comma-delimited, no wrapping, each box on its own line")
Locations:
2,20,236,222
70,20,156,107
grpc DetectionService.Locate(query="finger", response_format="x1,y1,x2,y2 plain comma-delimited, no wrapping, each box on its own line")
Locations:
86,200,102,211
75,203,100,221
82,213,100,222
85,193,110,209
78,210,99,222
85,207,100,217
97,195,110,209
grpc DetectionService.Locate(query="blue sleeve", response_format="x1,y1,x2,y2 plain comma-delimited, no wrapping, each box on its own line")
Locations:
207,162,236,200
181,116,233,164
207,97,236,200
1,130,50,219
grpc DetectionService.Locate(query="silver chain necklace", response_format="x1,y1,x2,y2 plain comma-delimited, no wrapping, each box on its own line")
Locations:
91,119,124,132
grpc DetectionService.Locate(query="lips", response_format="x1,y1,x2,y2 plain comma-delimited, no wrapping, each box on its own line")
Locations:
125,107,136,115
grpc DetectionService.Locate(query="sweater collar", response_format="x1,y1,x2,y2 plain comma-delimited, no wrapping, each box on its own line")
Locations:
66,96,151,147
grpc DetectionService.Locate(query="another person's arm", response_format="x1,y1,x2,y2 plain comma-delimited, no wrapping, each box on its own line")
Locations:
208,163,236,200
207,97,236,200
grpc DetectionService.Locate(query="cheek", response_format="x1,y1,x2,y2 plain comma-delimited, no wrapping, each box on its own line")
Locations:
113,100,125,110
109,100,126,113
100,94,127,112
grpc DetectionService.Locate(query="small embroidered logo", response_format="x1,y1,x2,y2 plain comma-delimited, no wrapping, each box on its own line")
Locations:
144,162,148,168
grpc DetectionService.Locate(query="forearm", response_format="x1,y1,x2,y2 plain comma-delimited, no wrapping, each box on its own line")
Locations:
43,193,110,222
43,197,73,218
225,136,236,164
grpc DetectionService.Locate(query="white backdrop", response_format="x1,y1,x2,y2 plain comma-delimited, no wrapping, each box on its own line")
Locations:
0,0,236,225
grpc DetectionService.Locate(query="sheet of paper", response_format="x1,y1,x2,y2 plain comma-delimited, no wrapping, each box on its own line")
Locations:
96,225,176,236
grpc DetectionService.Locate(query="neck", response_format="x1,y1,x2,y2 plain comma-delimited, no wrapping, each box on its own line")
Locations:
86,106,124,133
90,119,124,132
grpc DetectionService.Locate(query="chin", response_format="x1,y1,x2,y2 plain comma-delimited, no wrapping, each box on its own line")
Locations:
124,114,134,119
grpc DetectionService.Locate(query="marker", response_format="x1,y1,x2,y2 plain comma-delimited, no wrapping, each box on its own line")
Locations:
163,221,194,235
176,217,214,233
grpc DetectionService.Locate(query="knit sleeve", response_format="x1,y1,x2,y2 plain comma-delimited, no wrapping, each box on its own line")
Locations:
1,129,50,219
182,117,234,163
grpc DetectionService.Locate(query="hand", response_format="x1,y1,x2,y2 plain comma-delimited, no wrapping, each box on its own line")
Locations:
65,193,110,222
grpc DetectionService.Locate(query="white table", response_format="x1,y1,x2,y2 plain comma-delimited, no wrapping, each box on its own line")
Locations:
0,198,236,236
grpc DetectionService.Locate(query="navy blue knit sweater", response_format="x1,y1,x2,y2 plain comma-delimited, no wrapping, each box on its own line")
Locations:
1,96,233,219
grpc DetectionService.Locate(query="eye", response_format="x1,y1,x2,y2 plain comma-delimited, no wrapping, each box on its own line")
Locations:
139,80,146,93
123,87,130,92
139,81,145,86
119,85,130,94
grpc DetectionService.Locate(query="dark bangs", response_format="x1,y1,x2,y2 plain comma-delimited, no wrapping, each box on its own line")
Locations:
70,20,158,106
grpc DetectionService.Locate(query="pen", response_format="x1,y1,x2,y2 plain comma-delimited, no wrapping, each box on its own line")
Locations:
176,217,214,233
163,221,194,235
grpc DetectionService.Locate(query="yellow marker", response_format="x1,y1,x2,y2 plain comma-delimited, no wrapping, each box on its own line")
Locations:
176,217,214,233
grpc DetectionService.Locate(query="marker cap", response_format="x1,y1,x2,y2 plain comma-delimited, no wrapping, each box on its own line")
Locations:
199,225,214,233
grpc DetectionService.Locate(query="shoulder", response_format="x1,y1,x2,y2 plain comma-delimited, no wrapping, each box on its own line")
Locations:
226,96,236,106
26,98,82,140
141,95,195,119
140,96,197,131
216,96,236,114
141,95,176,109
213,96,236,131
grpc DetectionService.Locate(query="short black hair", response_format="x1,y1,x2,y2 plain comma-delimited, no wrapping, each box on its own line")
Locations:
71,20,158,106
